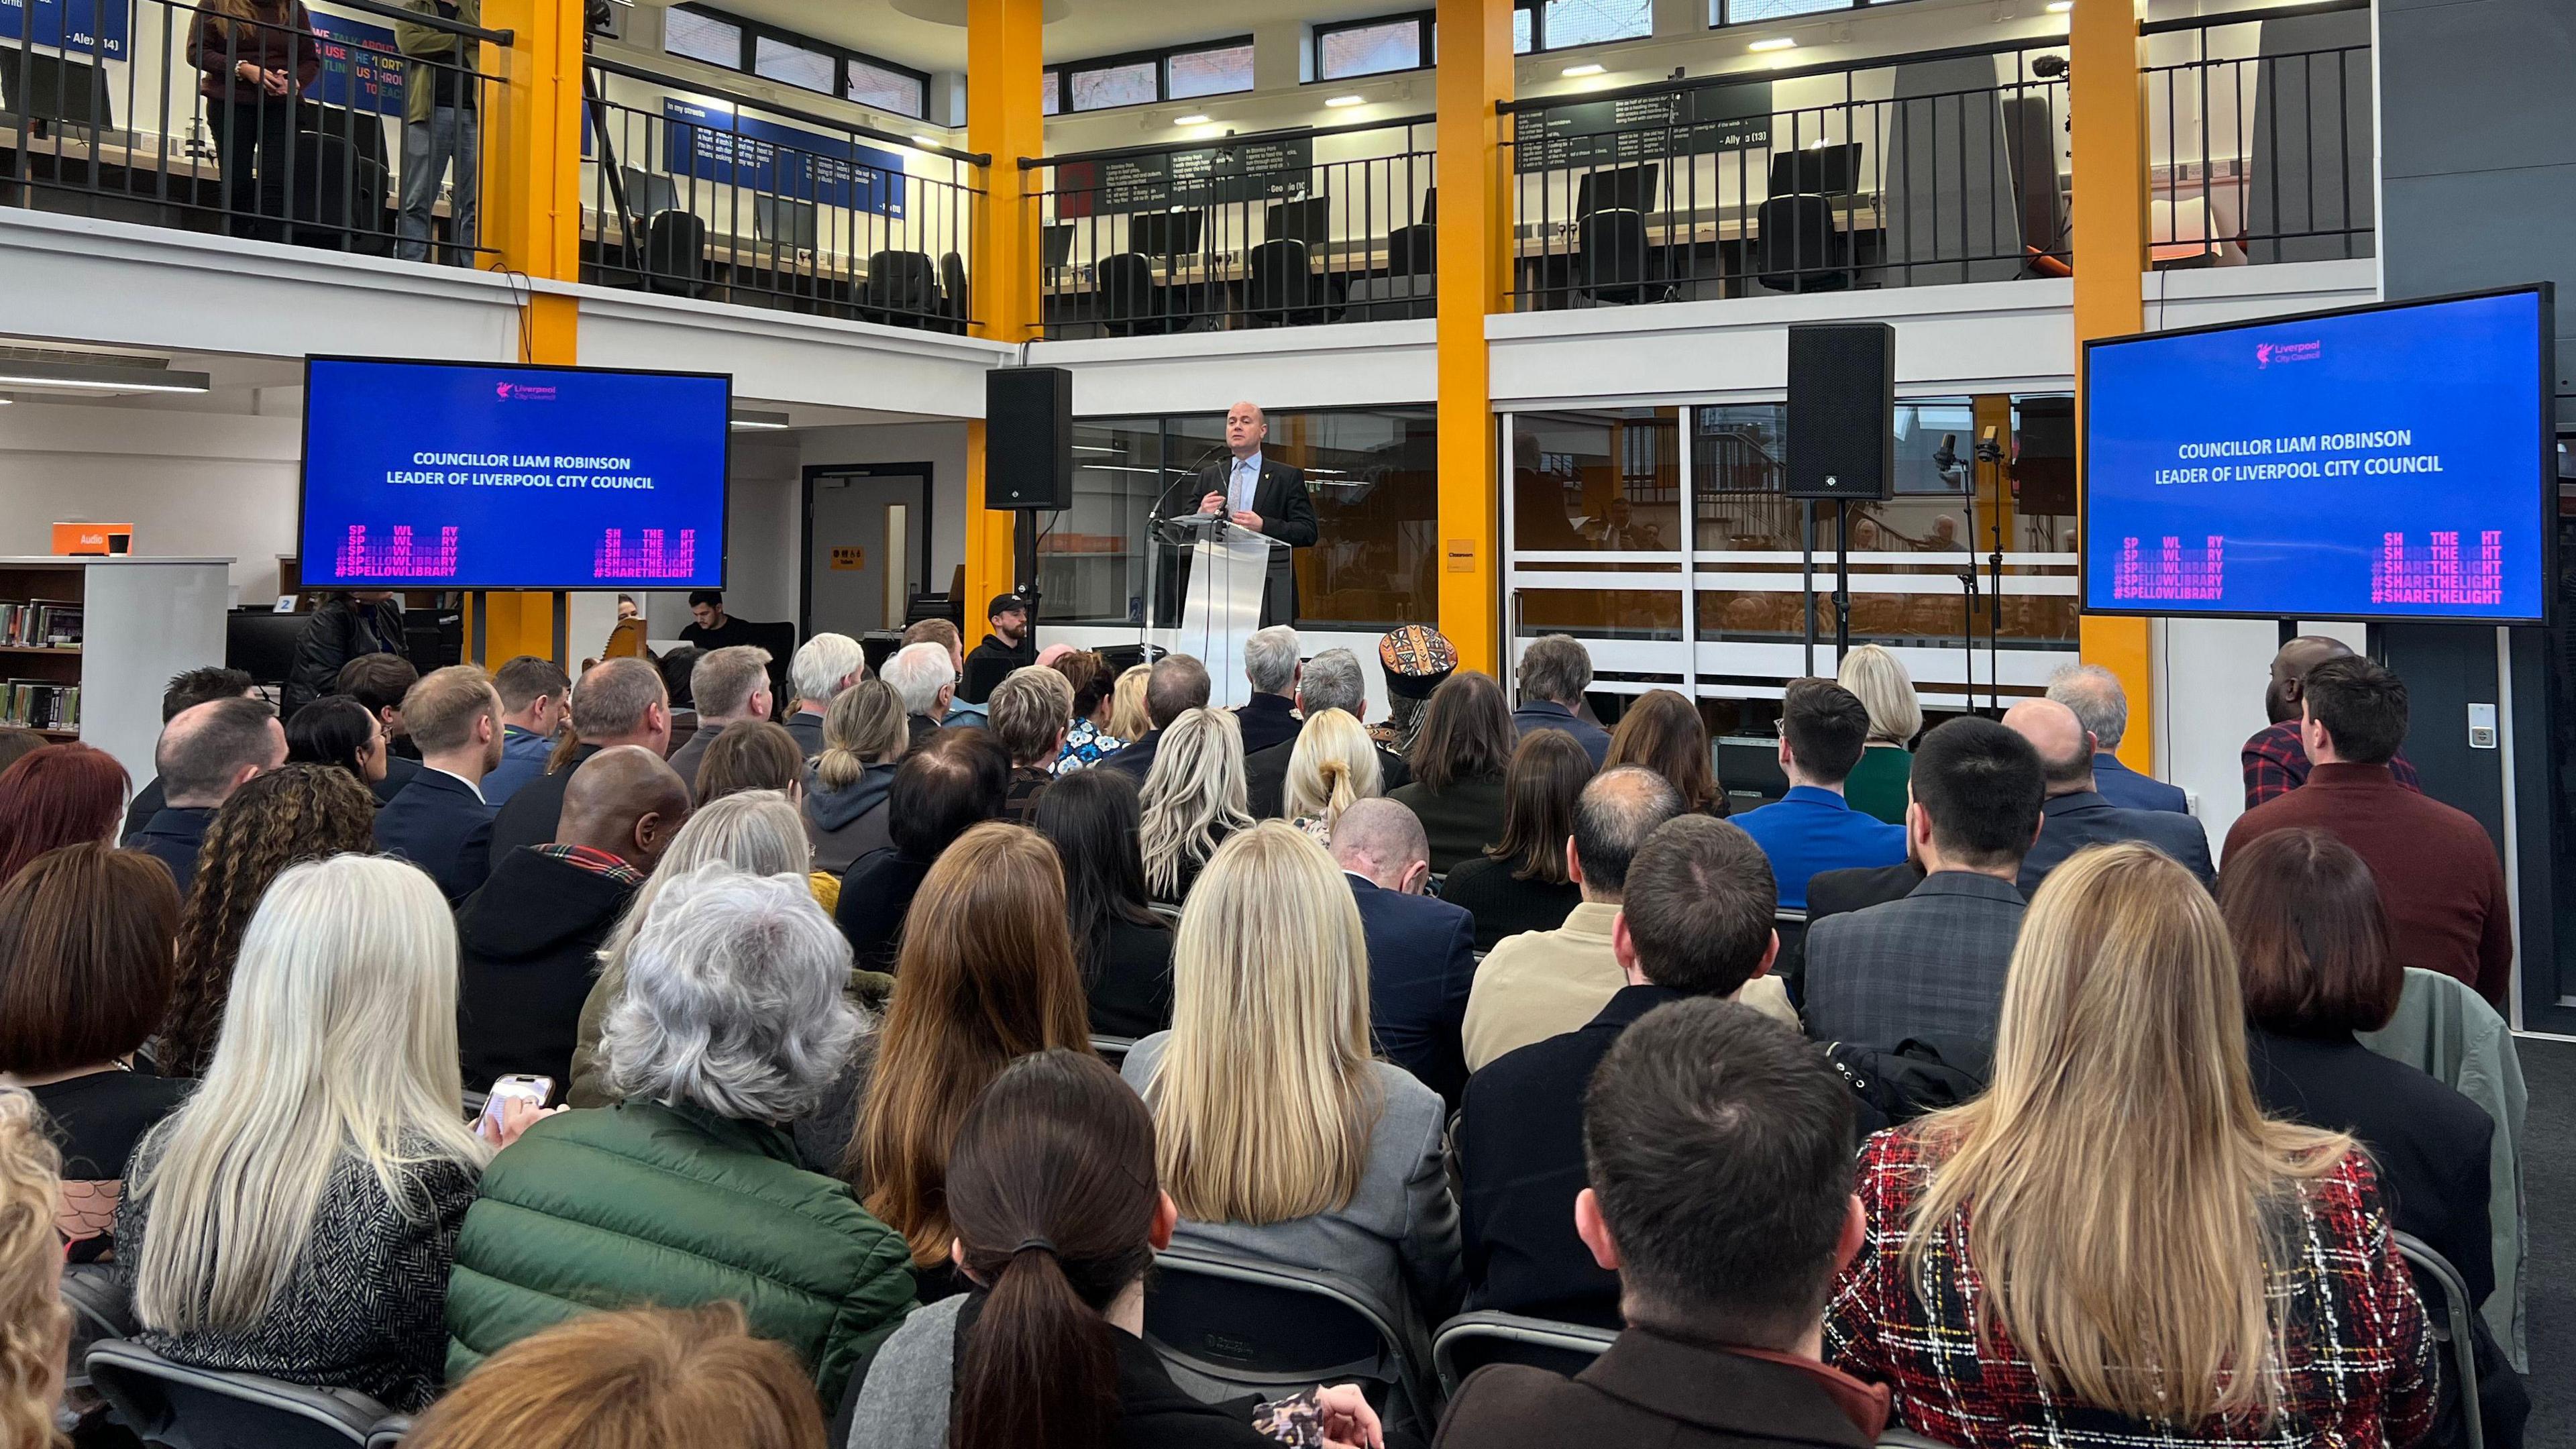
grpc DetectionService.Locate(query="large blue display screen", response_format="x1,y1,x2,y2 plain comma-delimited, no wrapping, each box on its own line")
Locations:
301,360,730,590
2082,288,2548,622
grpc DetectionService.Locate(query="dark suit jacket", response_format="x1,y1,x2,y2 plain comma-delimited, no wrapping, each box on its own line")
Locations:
1104,728,1166,782
488,744,598,863
129,806,215,898
836,849,934,972
1245,737,1408,819
1461,983,1678,1327
1803,871,2025,1054
2090,753,2189,814
1348,873,1478,1103
373,768,496,903
1804,861,1926,924
121,776,166,845
1434,1326,1880,1449
372,753,421,806
2017,789,2213,896
1511,700,1609,769
1231,693,1301,758
1178,456,1318,627
784,709,828,761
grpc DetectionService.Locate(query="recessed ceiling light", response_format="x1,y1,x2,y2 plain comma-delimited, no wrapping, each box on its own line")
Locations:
729,409,791,431
1560,62,1606,76
1174,113,1211,126
1324,93,1364,107
0,356,211,394
1748,36,1796,52
911,133,942,148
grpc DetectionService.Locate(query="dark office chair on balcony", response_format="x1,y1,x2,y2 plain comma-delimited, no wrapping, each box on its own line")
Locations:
643,209,709,298
1573,208,1664,305
1755,193,1852,293
1346,221,1436,321
938,251,969,333
861,250,942,327
1247,238,1334,326
1093,252,1169,337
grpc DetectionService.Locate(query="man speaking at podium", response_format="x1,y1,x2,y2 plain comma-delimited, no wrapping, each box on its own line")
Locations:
1181,400,1318,628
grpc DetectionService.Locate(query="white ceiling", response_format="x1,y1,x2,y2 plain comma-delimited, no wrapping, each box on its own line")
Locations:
635,0,1407,77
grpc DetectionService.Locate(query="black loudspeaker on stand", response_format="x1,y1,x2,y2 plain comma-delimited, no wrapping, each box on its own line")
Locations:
1786,323,1894,666
984,366,1075,635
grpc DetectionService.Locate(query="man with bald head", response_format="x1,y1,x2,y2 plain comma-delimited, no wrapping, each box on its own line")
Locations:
490,655,672,861
2004,697,2213,896
131,696,286,895
456,745,692,1089
1174,399,1319,628
2243,636,2422,808
1332,798,1479,1103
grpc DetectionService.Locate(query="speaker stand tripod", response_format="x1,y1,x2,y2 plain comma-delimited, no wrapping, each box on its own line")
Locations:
1831,498,1853,662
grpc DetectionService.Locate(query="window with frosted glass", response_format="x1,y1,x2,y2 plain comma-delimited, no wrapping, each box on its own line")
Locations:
1513,6,1533,52
845,58,925,117
1167,40,1254,99
753,35,834,93
1042,70,1060,115
1721,0,1851,22
1320,17,1425,79
1540,0,1650,48
1069,60,1159,111
663,8,741,68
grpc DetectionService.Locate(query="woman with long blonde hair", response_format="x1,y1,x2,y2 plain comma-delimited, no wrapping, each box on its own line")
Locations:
1136,708,1253,904
0,1088,67,1449
1826,843,2435,1449
1282,708,1383,845
1120,822,1459,1332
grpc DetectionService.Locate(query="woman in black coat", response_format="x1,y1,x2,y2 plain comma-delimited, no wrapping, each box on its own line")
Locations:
282,591,407,718
1033,770,1173,1038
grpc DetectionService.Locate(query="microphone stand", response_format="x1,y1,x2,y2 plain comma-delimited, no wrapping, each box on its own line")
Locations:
1937,435,1980,716
1976,432,2007,714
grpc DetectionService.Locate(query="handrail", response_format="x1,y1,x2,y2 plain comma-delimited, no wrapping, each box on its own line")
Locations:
1023,111,1437,170
319,0,513,46
584,52,992,166
1496,36,2063,115
2139,0,2366,35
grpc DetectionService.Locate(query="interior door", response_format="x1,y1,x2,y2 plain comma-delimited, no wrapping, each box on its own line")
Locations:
804,468,929,639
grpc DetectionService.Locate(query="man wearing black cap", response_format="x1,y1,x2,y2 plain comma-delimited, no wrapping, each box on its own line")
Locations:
960,592,1036,706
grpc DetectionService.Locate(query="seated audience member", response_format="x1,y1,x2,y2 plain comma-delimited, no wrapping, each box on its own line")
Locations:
839,1051,1383,1449
881,642,963,753
1806,857,1928,923
447,867,912,1408
407,1303,826,1449
668,644,776,788
456,747,690,1091
1234,625,1305,757
1138,708,1254,906
696,720,806,805
567,792,818,1108
2047,663,2186,814
159,764,378,1079
1442,731,1591,952
903,619,987,729
2222,828,2496,1309
960,592,1036,706
490,658,671,860
1049,649,1125,775
1603,688,1725,818
2004,698,2214,895
1837,645,1921,826
1439,1002,1870,1449
786,633,867,759
804,680,908,874
123,855,515,1411
1105,663,1154,747
1460,814,1783,1328
131,698,287,897
836,729,1010,970
1729,680,1906,910
678,590,763,653
335,653,425,804
1803,717,2044,1057
1513,633,1609,767
1374,625,1458,759
658,644,704,748
845,824,1094,1287
2226,657,2510,1006
0,742,127,885
1389,672,1516,874
1038,771,1174,1039
373,665,504,903
482,655,569,808
1123,822,1462,1331
0,843,185,1258
285,696,389,793
1247,647,1407,817
1331,800,1477,1102
1106,653,1212,783
123,667,257,843
0,1086,66,1443
2243,636,2421,809
987,666,1072,822
1825,843,2435,1449
1284,708,1383,845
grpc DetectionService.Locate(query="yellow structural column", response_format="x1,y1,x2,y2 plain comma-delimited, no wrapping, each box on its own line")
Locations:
2069,0,2153,772
1434,0,1511,676
963,0,1042,619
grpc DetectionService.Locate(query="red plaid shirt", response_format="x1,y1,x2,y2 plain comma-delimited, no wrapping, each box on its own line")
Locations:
1826,1130,2436,1449
2241,721,2422,810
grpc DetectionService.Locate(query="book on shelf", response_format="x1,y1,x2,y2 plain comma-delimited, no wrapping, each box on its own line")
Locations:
1,680,78,731
0,601,82,649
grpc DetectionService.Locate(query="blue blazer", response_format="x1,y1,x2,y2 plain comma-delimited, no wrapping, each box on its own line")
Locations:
2017,790,2214,897
1346,873,1479,1104
1730,786,1908,910
2091,753,2190,815
1511,701,1609,769
374,768,496,904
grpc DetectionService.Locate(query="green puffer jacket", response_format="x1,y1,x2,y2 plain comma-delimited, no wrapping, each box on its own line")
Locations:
444,1099,914,1407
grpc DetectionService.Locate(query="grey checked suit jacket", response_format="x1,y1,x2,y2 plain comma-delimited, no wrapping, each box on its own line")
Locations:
1801,871,2026,1054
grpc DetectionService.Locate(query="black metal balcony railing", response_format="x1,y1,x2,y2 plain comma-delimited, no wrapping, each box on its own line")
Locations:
1022,116,1438,339
580,55,985,331
2143,0,2372,265
4,0,502,260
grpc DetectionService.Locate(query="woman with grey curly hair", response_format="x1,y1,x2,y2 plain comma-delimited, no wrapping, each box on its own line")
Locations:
442,865,916,1412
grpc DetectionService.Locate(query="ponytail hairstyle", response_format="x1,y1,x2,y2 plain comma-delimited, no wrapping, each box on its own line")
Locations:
816,678,906,793
1281,708,1382,836
947,1049,1161,1449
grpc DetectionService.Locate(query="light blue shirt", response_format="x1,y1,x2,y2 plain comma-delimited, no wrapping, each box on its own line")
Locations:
1227,449,1264,515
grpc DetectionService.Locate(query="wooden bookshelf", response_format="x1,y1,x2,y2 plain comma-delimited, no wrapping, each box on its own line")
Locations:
0,558,231,782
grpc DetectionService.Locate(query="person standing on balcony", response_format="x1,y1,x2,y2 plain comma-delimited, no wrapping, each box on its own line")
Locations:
187,0,320,245
394,0,480,265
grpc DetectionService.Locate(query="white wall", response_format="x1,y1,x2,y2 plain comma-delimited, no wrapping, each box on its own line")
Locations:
0,401,300,601
1029,319,1438,415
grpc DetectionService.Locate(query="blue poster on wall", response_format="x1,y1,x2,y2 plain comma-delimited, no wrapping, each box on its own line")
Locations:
0,0,130,59
659,97,906,217
307,11,405,116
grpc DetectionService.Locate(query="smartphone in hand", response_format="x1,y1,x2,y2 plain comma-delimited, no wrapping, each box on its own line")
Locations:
478,1075,554,1140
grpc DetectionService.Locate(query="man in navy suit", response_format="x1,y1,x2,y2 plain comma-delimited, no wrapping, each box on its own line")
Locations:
1332,797,1478,1104
2004,698,2214,896
2047,663,2189,814
1171,400,1320,629
374,664,505,903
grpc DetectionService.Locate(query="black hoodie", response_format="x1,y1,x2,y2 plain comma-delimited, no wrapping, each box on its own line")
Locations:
455,847,640,1091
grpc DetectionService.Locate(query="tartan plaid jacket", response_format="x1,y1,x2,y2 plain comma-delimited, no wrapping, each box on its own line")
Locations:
1825,1128,2438,1449
2241,720,2424,810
